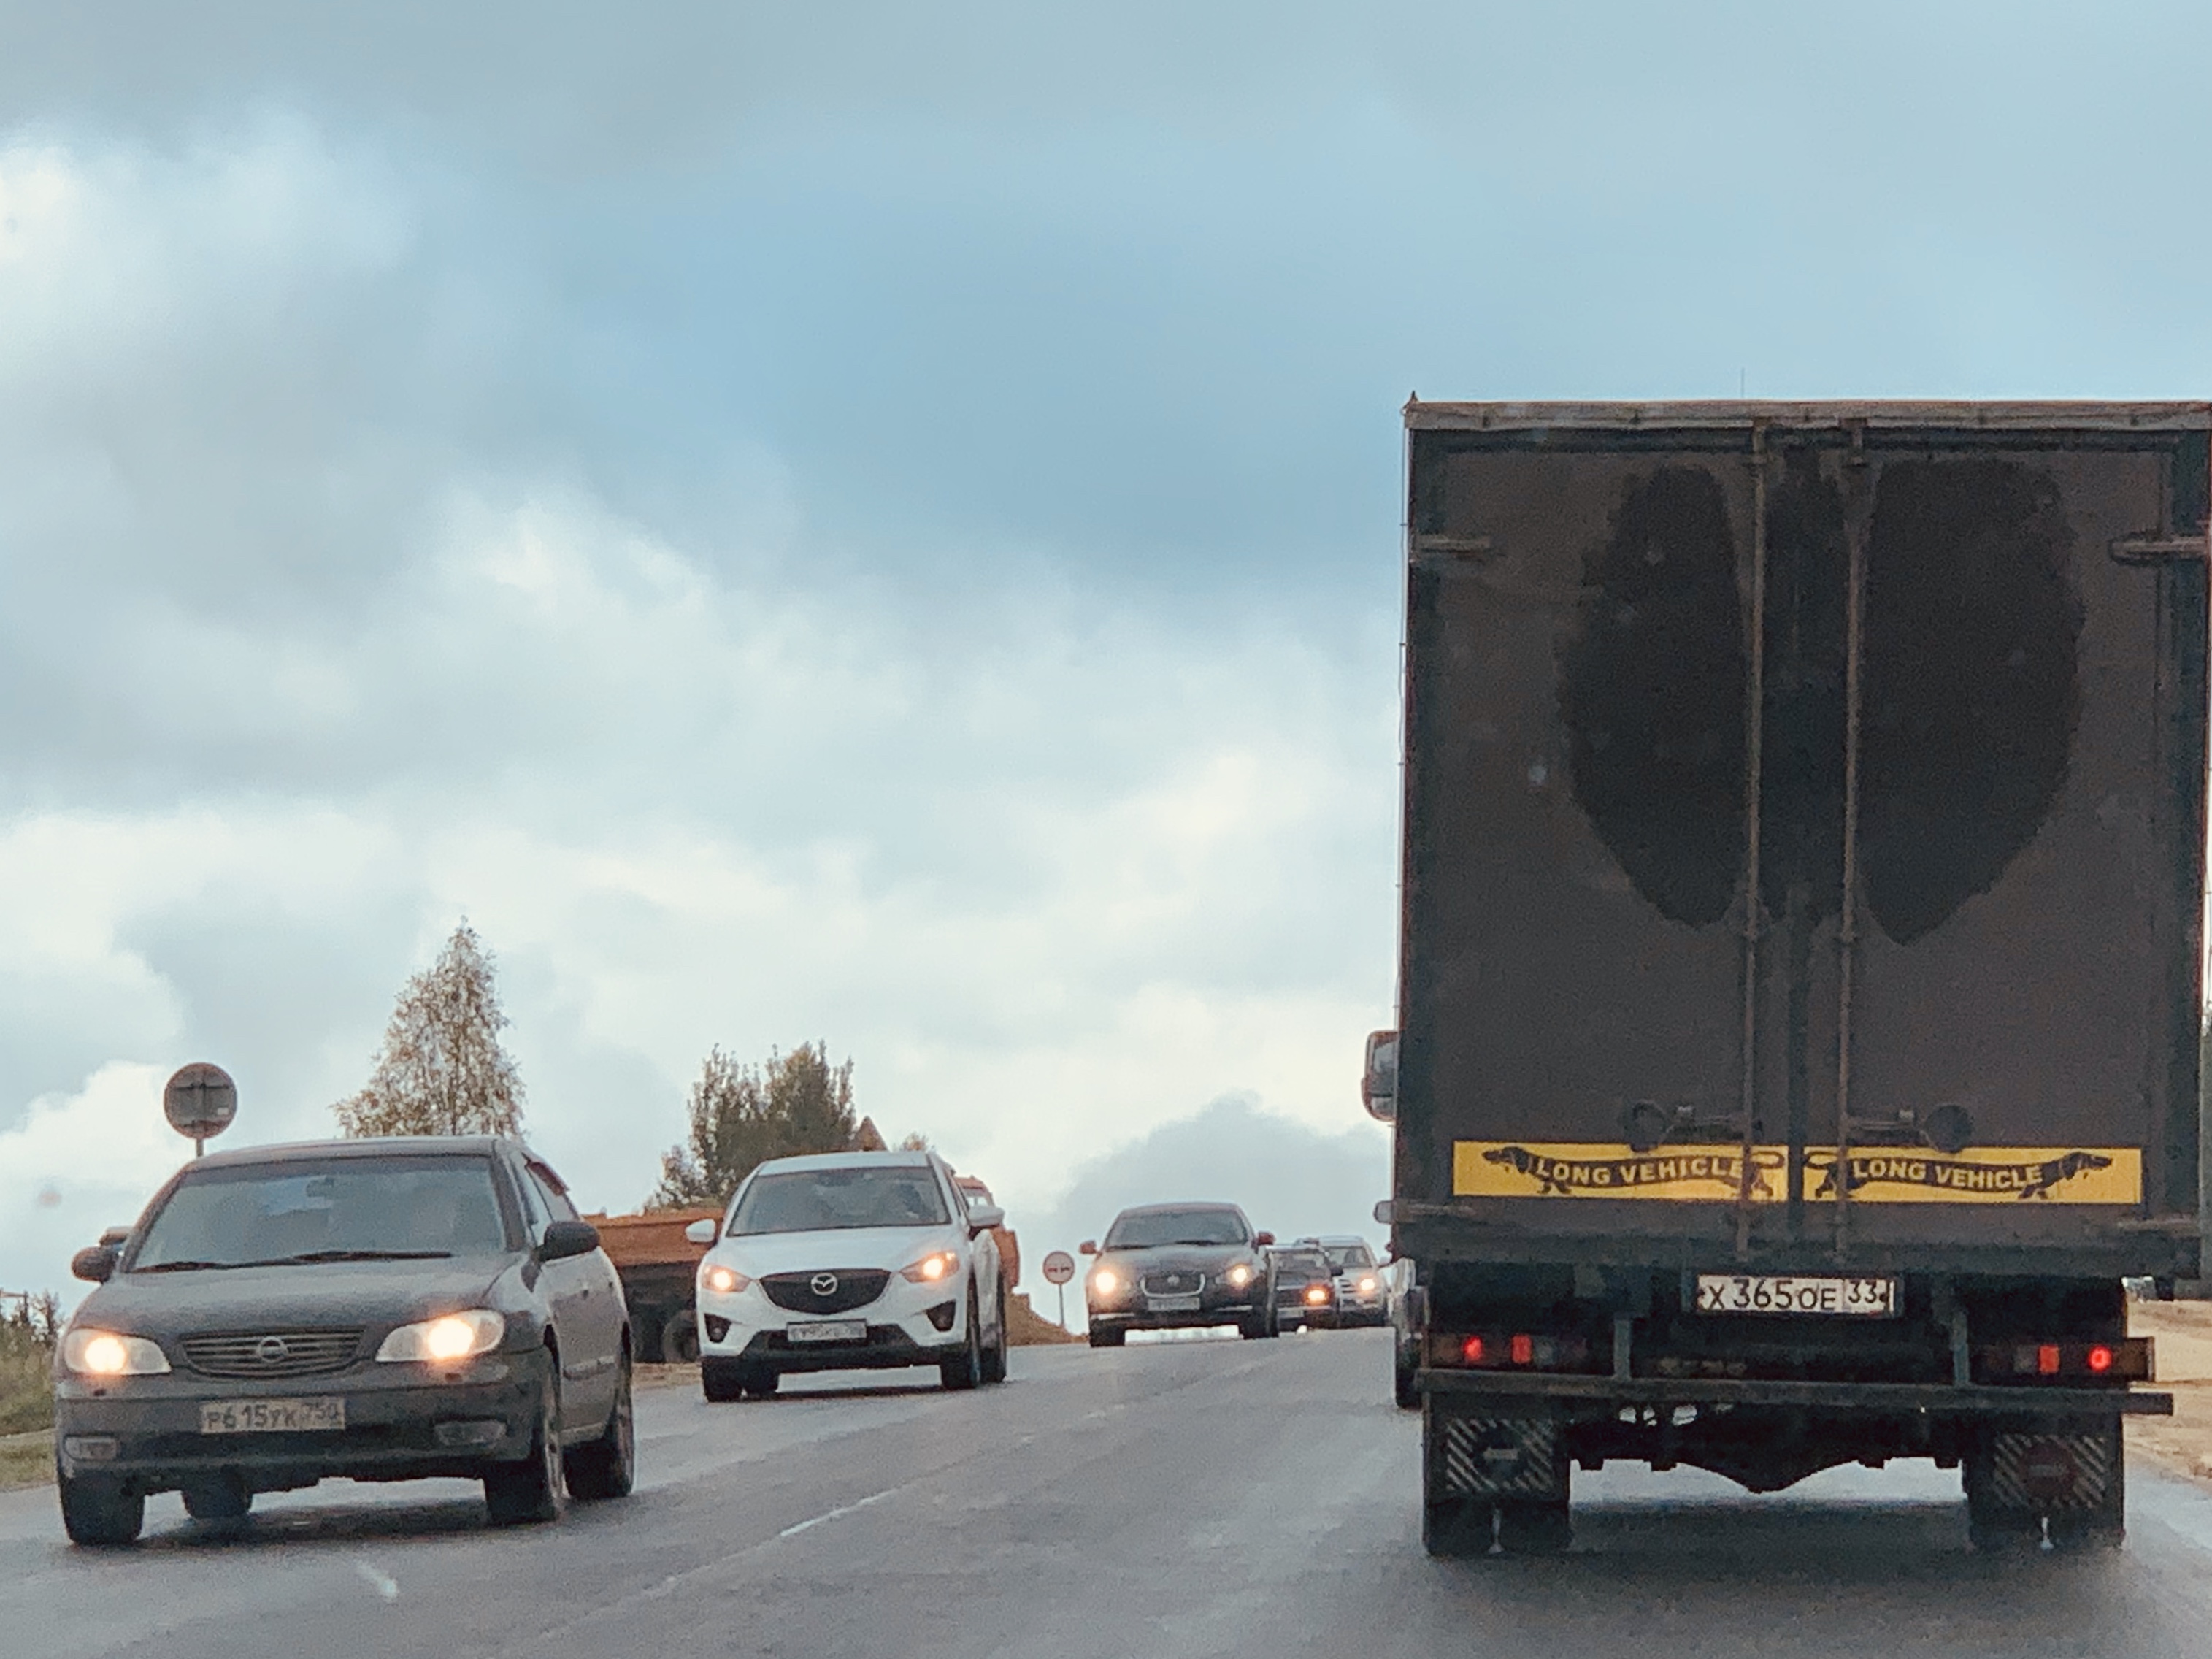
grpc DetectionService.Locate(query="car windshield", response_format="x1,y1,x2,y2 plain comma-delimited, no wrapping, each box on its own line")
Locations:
1105,1208,1248,1249
130,1157,510,1270
1323,1244,1374,1271
1275,1252,1330,1278
729,1166,951,1234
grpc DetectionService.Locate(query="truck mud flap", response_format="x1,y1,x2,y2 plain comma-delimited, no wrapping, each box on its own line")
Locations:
1430,1412,1564,1501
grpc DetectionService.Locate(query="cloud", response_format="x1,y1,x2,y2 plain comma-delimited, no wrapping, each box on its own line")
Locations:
0,1062,195,1304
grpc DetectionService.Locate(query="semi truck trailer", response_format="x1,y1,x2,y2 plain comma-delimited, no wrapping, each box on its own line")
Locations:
1368,401,2205,1556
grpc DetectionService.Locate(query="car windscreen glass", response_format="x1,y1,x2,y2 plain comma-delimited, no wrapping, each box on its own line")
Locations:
1275,1254,1330,1279
1104,1208,1248,1249
729,1166,951,1235
130,1157,510,1270
1324,1244,1374,1271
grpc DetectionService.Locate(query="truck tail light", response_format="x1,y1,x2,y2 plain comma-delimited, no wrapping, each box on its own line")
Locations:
1462,1336,1485,1363
1510,1333,1535,1365
1433,1331,1591,1371
1989,1338,2151,1382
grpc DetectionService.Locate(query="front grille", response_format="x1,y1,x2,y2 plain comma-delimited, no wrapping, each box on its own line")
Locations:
761,1270,891,1316
181,1330,365,1379
1141,1271,1205,1296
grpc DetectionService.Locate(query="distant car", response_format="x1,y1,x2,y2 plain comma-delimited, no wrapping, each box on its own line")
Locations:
1081,1203,1277,1344
1311,1235,1387,1328
1267,1244,1337,1331
1385,1256,1421,1409
53,1136,634,1547
689,1150,1008,1398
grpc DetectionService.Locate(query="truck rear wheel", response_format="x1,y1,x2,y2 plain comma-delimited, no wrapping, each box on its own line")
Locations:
1495,1498,1572,1555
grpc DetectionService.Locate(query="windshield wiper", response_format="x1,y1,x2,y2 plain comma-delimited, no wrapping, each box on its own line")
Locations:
257,1249,454,1264
132,1259,250,1273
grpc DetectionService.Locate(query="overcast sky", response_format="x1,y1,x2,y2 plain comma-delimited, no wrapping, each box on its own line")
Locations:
5,4,2210,1296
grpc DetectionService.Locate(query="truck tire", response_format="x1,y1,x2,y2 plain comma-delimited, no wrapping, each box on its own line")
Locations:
1496,1498,1572,1555
659,1306,699,1365
1088,1325,1125,1349
1394,1348,1420,1411
1421,1401,1491,1558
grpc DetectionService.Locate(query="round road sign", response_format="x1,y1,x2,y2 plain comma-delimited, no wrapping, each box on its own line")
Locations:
1040,1250,1075,1286
164,1062,237,1146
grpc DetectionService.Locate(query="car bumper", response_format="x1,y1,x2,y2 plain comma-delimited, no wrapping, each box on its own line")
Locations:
51,1349,553,1494
1087,1299,1263,1333
696,1276,974,1368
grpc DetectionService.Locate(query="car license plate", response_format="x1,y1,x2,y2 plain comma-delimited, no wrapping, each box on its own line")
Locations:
1694,1273,1899,1317
1147,1295,1202,1313
786,1320,867,1344
199,1398,345,1434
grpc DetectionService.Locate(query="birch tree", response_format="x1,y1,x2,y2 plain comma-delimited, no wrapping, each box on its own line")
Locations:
332,923,526,1138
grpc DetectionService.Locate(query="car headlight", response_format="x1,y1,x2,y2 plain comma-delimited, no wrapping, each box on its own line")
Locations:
899,1250,962,1284
1358,1276,1378,1295
1226,1263,1253,1289
700,1264,751,1295
61,1329,170,1376
1090,1268,1122,1298
375,1310,506,1363
1305,1284,1329,1304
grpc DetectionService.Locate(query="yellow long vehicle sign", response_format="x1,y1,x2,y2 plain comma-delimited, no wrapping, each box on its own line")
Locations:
1453,1142,2141,1205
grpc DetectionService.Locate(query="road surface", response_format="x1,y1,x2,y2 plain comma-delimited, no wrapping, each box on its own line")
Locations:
8,1329,2212,1658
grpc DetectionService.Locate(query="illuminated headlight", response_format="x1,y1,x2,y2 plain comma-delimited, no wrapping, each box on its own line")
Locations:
1358,1276,1379,1295
62,1330,170,1376
1090,1268,1122,1298
899,1250,961,1284
1226,1263,1254,1289
375,1310,505,1363
700,1264,751,1295
1305,1285,1329,1305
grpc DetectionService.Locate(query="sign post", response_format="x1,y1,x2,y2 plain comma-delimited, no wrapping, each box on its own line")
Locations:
1040,1249,1076,1330
164,1063,237,1157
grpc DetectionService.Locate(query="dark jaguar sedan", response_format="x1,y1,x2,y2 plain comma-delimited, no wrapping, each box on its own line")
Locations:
52,1136,634,1546
1080,1202,1277,1345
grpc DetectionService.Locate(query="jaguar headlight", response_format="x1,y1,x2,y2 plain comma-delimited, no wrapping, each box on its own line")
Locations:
1090,1267,1122,1298
1226,1263,1254,1289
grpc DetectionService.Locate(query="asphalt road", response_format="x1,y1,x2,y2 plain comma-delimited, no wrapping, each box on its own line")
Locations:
10,1328,2212,1658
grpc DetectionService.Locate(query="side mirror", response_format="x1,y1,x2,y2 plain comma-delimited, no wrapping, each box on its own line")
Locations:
1253,1231,1275,1247
99,1225,133,1248
1372,1200,1394,1226
967,1203,1005,1235
539,1219,601,1263
72,1246,118,1284
684,1219,719,1246
1078,1240,1098,1256
1362,1030,1399,1123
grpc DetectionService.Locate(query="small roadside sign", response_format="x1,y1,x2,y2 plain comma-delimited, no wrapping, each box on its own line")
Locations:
164,1063,237,1156
1041,1249,1076,1330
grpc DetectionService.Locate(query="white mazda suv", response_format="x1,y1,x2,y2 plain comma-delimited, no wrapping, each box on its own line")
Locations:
686,1151,1009,1399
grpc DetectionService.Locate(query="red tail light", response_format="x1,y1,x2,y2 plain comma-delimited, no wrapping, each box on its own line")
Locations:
2087,1344,2113,1374
1510,1333,1535,1365
1462,1336,1485,1363
2037,1344,2061,1376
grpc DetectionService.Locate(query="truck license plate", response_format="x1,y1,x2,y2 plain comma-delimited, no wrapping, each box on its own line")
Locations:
1694,1274,1898,1317
786,1320,867,1344
199,1398,345,1433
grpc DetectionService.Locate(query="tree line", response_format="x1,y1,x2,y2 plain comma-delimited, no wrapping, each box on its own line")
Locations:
328,922,903,1208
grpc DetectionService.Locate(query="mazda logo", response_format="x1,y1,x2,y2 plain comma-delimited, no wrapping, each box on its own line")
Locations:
253,1336,290,1365
810,1273,839,1297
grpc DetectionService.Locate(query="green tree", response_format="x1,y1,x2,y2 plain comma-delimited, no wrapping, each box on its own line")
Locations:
332,922,526,1138
653,1041,857,1208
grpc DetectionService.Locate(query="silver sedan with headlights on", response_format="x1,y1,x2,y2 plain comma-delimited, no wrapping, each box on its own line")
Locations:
50,1137,634,1547
1080,1203,1278,1346
1313,1235,1388,1328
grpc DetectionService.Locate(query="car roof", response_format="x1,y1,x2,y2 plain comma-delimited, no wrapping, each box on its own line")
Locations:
185,1135,518,1172
1111,1200,1245,1217
749,1149,937,1177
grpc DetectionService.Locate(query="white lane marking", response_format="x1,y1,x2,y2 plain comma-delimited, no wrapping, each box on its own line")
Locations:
777,1487,898,1539
354,1561,399,1601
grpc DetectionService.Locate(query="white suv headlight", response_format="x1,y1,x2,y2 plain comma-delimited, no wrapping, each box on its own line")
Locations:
375,1310,505,1363
62,1330,170,1376
899,1249,961,1284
